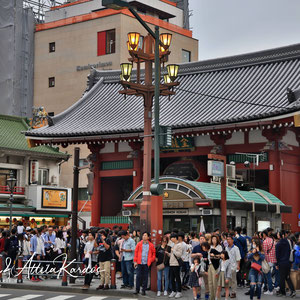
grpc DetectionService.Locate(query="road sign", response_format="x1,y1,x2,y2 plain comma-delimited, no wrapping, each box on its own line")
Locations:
207,160,224,177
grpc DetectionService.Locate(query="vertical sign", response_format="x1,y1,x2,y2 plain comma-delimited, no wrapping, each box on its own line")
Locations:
29,160,39,184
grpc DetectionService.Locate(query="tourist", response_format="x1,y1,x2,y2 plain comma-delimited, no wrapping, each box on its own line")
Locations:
156,236,171,296
133,232,156,296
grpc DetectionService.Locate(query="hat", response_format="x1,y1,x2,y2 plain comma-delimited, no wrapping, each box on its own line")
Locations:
26,226,32,231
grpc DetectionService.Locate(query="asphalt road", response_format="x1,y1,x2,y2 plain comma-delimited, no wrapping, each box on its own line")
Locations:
0,289,136,300
0,288,299,300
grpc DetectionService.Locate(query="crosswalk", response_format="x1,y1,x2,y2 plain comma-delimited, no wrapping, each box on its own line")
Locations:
0,295,135,300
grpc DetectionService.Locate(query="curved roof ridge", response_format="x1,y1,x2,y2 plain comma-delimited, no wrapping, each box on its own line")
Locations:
251,189,278,205
91,43,300,84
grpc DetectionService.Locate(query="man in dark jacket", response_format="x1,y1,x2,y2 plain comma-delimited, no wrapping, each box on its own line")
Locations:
234,226,247,287
275,230,296,298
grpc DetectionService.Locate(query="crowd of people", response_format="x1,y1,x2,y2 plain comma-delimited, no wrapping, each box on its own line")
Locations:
0,222,299,299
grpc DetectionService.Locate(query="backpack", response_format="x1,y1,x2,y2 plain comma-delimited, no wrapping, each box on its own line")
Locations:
8,236,19,256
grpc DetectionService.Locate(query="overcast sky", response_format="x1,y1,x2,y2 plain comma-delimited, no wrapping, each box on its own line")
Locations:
189,0,300,60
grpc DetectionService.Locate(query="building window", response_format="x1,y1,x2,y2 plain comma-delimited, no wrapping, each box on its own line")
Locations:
38,169,49,185
182,49,191,63
0,169,16,187
49,42,55,53
48,77,55,88
97,29,116,56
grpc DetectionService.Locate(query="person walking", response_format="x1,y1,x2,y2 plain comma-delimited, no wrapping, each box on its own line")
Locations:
275,230,296,298
156,236,171,296
133,232,156,296
169,233,183,299
120,230,135,290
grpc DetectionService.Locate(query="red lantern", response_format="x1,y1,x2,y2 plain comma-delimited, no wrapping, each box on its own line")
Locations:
6,218,9,223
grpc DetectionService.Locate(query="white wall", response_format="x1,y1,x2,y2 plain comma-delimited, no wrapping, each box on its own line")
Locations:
225,131,244,145
249,129,268,144
282,129,299,147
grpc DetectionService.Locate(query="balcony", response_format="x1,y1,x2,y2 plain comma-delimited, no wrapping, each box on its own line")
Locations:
0,186,25,195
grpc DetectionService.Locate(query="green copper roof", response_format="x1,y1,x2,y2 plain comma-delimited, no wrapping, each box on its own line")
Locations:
128,177,285,206
0,115,68,158
187,180,284,205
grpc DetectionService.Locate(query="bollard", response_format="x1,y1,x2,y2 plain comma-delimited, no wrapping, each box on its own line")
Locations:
17,256,23,283
110,259,116,289
61,260,68,286
0,255,3,282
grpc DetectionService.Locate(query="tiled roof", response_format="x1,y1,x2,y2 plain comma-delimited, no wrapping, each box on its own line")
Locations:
0,115,69,158
26,43,300,139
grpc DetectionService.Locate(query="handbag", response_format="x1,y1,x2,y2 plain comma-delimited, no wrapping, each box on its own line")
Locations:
157,247,167,271
174,254,184,267
251,262,262,273
262,260,270,274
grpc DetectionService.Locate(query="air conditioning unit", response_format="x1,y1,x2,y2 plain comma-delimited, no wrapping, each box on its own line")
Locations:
226,164,236,179
122,210,132,217
201,209,212,216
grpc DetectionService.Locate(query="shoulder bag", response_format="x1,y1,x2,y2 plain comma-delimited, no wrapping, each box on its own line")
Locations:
251,262,262,273
157,248,166,271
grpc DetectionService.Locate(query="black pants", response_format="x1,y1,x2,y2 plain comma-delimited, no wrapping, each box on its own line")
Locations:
279,264,295,295
237,258,245,286
170,266,181,292
84,261,97,286
136,264,149,292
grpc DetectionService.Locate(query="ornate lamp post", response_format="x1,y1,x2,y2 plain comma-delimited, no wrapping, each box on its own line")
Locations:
6,170,17,231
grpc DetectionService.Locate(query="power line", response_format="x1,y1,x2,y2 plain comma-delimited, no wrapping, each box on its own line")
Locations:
175,87,288,110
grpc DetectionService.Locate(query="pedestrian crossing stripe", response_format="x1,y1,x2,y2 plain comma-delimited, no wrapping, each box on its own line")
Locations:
9,295,43,300
46,296,75,300
0,296,11,298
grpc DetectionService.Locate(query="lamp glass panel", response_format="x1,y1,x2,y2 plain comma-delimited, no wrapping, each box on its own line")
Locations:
128,32,140,50
120,63,132,81
164,74,171,84
167,64,179,81
160,33,172,49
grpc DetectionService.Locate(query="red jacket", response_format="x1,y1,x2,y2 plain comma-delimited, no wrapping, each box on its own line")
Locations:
134,241,156,266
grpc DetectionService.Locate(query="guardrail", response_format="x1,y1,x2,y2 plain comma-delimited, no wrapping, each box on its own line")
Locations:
0,186,25,195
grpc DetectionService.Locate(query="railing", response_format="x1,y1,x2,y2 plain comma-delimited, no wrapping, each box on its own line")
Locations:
0,186,25,195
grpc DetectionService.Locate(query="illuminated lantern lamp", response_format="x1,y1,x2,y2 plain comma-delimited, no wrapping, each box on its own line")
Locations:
127,41,138,51
195,202,211,207
164,74,171,84
167,64,179,82
123,203,137,208
160,33,172,51
6,218,9,223
127,32,140,51
159,45,167,53
120,74,131,82
120,63,133,82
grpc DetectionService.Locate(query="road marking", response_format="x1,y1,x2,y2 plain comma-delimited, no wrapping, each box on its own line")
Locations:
10,295,43,300
0,296,11,298
84,297,110,300
46,296,75,300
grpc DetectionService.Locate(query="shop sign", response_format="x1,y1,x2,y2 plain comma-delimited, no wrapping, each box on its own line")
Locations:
41,188,68,209
207,160,224,177
161,137,195,152
29,160,39,184
76,61,112,71
163,209,188,215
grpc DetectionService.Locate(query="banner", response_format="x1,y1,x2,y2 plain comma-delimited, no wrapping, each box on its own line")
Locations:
41,188,68,209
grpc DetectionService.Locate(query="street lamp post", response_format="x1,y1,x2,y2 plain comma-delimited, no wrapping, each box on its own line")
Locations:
103,0,179,290
6,170,17,231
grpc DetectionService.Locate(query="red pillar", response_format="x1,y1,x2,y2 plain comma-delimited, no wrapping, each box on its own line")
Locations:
129,142,143,190
88,145,103,227
268,141,281,198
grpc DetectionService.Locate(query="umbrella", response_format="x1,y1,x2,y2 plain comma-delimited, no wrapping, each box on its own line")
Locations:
200,216,206,234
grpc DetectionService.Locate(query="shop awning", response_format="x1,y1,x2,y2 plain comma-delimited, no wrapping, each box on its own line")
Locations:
0,212,69,218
